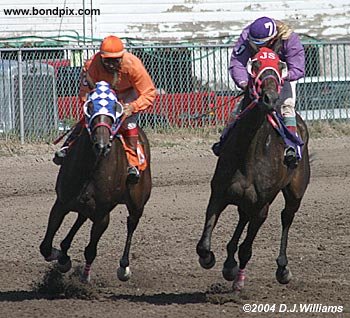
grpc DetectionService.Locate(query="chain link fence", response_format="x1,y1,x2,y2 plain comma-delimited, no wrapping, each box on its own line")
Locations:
0,41,349,142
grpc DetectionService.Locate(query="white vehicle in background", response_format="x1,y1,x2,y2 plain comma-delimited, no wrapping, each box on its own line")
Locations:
296,76,350,121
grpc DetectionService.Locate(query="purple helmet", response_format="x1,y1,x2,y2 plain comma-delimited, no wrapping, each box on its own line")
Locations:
249,17,277,45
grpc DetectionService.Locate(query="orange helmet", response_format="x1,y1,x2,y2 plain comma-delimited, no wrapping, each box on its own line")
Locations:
100,35,125,58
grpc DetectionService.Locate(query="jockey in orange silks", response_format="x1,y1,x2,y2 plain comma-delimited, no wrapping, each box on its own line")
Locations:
54,35,156,184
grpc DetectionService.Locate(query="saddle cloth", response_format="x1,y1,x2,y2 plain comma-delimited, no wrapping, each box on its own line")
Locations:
267,112,304,160
117,135,148,171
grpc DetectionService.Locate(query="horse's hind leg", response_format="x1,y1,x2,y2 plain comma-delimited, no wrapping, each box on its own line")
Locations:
81,213,110,283
197,194,228,269
117,206,144,282
222,207,249,281
57,213,87,273
40,199,69,262
276,191,302,284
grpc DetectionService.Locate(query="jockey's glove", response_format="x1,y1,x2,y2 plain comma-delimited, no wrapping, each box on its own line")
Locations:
122,103,135,117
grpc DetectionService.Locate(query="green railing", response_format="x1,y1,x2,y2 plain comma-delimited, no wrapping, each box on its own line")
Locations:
0,41,349,142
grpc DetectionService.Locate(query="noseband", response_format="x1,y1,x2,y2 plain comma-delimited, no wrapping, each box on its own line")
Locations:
90,117,114,136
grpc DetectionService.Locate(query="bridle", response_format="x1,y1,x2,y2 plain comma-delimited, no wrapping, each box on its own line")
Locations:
249,66,284,103
83,81,124,156
89,115,114,137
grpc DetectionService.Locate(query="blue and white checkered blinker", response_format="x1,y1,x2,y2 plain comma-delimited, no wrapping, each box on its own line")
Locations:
84,81,123,127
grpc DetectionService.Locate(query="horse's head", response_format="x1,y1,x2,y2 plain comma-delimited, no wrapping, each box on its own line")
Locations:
247,47,287,111
84,81,123,157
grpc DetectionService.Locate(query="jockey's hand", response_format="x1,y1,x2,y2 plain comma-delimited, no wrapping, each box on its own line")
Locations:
122,103,135,117
81,93,89,103
239,81,248,92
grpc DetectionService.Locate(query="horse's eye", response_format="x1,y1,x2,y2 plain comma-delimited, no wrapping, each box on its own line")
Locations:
252,60,262,74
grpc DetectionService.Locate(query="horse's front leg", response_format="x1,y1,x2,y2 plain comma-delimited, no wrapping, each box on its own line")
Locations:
117,207,144,282
196,194,228,269
81,213,110,283
235,204,268,291
40,199,69,262
57,213,87,273
276,193,301,284
222,207,249,281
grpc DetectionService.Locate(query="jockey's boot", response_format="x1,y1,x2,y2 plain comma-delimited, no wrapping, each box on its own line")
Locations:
212,120,235,156
284,146,297,168
124,135,140,184
127,165,140,184
53,121,83,165
212,123,233,156
211,101,245,156
284,125,298,168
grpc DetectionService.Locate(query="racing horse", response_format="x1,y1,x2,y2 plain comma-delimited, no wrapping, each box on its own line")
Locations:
40,81,151,282
197,48,310,290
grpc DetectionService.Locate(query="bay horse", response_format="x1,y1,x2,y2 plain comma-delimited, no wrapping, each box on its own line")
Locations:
197,48,310,291
40,81,151,282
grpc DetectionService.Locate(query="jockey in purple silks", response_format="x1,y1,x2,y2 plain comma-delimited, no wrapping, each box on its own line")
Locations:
213,16,305,167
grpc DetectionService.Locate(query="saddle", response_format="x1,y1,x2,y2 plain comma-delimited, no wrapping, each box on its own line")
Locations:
213,106,304,160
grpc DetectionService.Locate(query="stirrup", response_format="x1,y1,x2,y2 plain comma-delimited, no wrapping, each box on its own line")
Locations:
126,166,140,184
284,146,297,168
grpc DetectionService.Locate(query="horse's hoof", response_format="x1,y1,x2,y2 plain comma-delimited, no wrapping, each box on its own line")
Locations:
232,268,246,291
57,256,72,273
117,266,131,281
276,267,292,284
222,265,238,281
80,272,91,284
44,247,61,262
199,251,216,269
233,280,244,292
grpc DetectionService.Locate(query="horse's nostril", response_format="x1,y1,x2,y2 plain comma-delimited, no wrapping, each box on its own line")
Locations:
263,95,270,104
262,91,278,108
93,143,111,157
94,143,104,155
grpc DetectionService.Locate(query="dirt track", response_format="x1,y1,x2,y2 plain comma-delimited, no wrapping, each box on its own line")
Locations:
0,134,349,318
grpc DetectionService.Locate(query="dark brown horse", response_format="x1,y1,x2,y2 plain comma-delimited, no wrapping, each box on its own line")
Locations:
40,82,151,282
197,48,310,291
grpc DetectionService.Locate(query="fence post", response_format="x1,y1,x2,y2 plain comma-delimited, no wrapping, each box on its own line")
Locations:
17,49,25,144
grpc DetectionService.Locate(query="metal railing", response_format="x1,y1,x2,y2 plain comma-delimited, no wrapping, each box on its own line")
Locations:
0,40,349,142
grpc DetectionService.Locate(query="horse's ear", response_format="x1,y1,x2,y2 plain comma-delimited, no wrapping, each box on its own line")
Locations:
247,58,261,77
247,58,254,76
279,61,288,78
